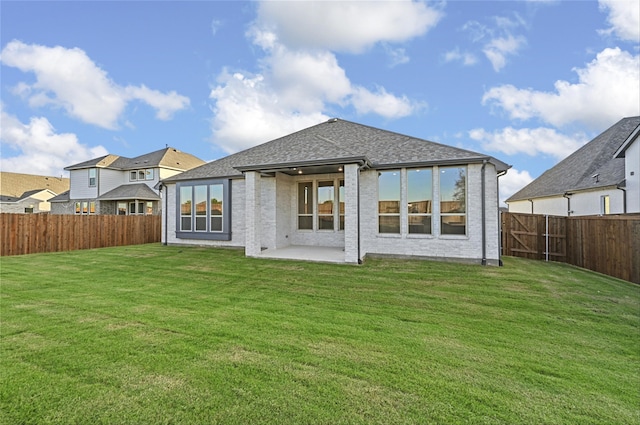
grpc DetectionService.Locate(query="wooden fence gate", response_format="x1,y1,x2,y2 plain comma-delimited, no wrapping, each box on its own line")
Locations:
501,212,566,262
501,212,639,284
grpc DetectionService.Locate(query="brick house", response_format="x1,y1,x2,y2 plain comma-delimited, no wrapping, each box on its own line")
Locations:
161,119,510,265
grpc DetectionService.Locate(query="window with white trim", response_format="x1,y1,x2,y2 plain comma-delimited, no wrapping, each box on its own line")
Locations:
378,171,400,234
129,169,154,181
407,168,432,234
88,168,97,187
440,166,466,235
298,182,313,230
317,181,334,230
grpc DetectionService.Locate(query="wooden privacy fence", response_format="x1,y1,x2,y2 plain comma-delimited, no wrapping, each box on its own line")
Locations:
502,212,640,284
0,213,161,256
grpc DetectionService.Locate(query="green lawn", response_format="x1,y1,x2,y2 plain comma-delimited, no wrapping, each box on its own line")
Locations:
1,244,638,425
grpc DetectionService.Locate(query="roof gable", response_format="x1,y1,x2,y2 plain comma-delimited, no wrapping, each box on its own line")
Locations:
66,148,205,172
507,116,640,202
165,119,509,182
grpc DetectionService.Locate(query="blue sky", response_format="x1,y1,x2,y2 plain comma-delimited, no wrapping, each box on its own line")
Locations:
1,0,639,204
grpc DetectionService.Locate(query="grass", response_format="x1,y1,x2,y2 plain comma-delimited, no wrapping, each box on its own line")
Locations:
1,244,638,425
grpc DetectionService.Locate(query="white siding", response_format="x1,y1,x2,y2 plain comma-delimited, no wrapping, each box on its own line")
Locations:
99,169,125,196
625,139,640,213
570,188,624,216
69,169,98,199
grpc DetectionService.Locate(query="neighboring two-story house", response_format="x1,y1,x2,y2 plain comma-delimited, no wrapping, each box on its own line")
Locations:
50,147,205,215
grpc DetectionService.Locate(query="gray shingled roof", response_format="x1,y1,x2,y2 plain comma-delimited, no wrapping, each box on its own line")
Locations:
164,119,510,182
507,116,640,202
65,148,205,172
98,183,160,201
49,190,70,203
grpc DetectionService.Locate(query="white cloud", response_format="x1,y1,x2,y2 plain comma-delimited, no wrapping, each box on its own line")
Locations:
482,34,526,72
499,168,534,206
254,0,443,53
0,108,108,176
0,40,189,129
482,47,640,129
351,86,423,118
209,71,330,154
460,15,527,72
598,0,640,42
468,126,588,160
444,48,478,66
210,1,434,153
383,45,410,67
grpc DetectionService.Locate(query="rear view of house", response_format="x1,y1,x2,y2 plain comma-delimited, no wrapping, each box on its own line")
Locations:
161,119,510,265
50,147,205,215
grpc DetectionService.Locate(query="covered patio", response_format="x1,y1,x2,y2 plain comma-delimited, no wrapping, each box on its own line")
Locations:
257,245,347,264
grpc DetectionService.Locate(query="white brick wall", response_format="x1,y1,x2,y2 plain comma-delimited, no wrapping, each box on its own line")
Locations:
359,163,501,264
163,163,503,265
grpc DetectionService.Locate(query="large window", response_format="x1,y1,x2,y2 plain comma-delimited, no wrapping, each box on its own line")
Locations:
298,182,313,230
317,181,334,230
440,166,466,235
177,180,231,240
407,169,432,234
378,171,400,234
74,201,95,215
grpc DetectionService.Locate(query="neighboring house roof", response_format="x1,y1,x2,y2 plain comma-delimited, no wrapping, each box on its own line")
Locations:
614,122,640,159
0,189,57,203
164,118,510,182
49,190,70,203
65,148,205,171
507,116,640,202
99,183,161,201
0,172,70,198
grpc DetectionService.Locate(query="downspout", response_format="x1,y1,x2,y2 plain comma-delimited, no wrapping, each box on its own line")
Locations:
481,160,487,266
528,199,534,214
161,184,168,245
617,185,627,213
497,169,508,267
562,192,572,217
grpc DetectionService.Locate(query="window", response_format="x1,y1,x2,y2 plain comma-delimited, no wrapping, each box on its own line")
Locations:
89,202,96,214
82,201,89,214
146,202,153,215
180,186,192,231
118,202,127,215
130,169,154,181
177,180,231,240
440,166,466,235
88,169,97,187
407,169,432,234
378,171,400,234
317,181,334,230
600,195,610,215
24,207,34,213
298,182,313,230
129,202,137,215
75,202,81,214
210,184,223,232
